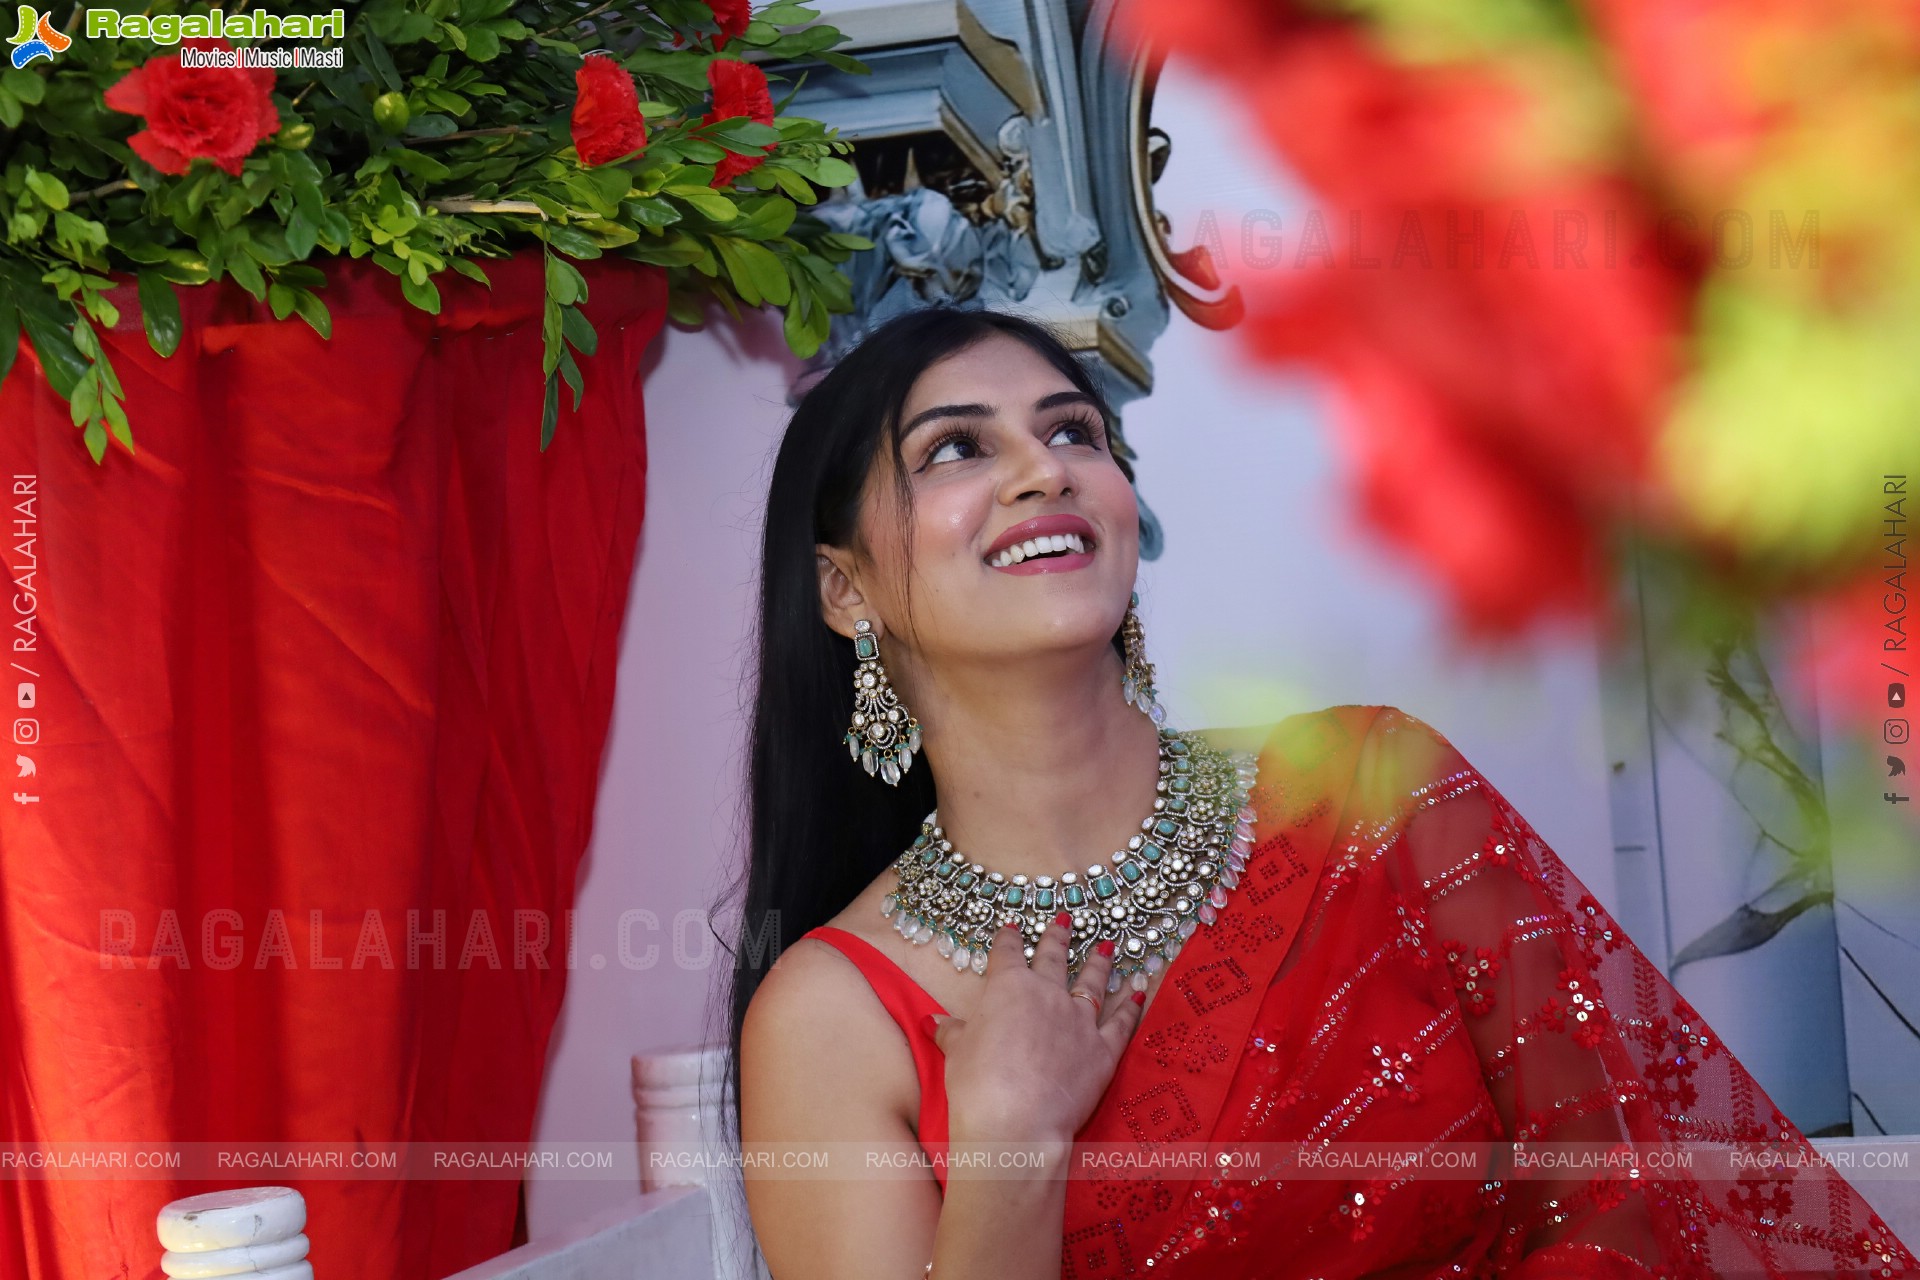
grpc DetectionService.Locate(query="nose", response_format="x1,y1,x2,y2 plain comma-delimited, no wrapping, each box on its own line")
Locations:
997,430,1073,505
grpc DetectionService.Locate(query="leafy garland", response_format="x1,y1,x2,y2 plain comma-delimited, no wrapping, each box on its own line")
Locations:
0,0,873,460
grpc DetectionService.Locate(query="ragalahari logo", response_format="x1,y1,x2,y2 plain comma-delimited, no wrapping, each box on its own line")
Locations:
9,6,71,68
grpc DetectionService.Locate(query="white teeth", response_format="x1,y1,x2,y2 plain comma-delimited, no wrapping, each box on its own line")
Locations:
988,531,1093,567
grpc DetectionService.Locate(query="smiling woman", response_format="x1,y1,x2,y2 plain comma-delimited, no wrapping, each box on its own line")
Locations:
718,305,1919,1280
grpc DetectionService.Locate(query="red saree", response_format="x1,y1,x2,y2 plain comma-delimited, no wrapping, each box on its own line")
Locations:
1058,704,1919,1279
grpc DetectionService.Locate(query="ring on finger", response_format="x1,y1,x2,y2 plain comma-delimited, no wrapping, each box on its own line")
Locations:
1068,988,1101,1015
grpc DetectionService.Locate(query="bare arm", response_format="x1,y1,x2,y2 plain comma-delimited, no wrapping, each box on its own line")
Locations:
742,917,1144,1280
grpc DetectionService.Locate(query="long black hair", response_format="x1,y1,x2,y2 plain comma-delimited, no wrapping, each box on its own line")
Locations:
710,304,1135,1184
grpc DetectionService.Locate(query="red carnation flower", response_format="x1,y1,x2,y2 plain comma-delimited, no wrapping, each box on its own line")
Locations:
705,0,752,50
571,53,648,167
103,39,278,177
703,58,775,187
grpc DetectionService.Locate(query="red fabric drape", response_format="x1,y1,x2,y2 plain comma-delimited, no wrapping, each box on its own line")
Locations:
0,254,664,1279
1061,705,1919,1278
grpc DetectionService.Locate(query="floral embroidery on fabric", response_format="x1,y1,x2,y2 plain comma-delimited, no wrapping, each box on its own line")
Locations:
1557,966,1608,1048
1444,938,1502,1015
1369,1039,1422,1101
1390,892,1438,969
1728,1171,1795,1227
1572,892,1624,965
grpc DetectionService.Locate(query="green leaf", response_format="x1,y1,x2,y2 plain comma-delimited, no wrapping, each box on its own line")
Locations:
542,225,603,257
560,304,597,357
268,283,297,321
226,253,266,298
2,68,47,106
820,232,875,251
764,165,820,204
450,258,491,286
0,303,19,390
389,148,453,182
360,31,406,92
68,314,100,361
24,169,69,210
664,185,739,222
557,345,583,409
103,393,132,452
817,51,871,75
291,289,332,339
582,166,633,206
404,114,460,139
624,197,681,228
136,272,182,358
540,370,559,449
463,25,500,60
84,419,107,463
286,209,320,260
68,371,99,428
545,254,587,306
18,310,87,399
811,157,859,187
757,3,821,24
732,238,791,304
711,237,762,306
373,8,437,43
702,120,782,149
541,298,563,375
666,290,706,327
114,238,171,266
675,138,729,164
399,272,443,314
782,288,815,355
735,196,797,239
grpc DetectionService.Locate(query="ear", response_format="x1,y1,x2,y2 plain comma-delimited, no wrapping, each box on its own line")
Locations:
815,544,871,640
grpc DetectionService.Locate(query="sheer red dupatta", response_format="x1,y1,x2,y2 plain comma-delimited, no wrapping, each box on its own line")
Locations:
1060,705,1920,1279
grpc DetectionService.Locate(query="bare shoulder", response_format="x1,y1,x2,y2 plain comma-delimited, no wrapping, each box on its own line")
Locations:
740,929,927,1143
740,936,940,1279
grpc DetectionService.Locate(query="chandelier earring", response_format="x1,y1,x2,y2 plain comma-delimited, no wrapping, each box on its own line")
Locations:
1120,591,1167,725
844,619,922,786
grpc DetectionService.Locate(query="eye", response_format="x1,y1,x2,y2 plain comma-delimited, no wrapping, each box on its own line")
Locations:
923,428,980,467
1050,411,1105,447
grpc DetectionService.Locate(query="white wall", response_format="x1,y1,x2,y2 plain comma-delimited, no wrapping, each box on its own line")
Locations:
523,50,1618,1240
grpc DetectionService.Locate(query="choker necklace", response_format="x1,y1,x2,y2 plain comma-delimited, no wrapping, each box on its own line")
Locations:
880,727,1259,992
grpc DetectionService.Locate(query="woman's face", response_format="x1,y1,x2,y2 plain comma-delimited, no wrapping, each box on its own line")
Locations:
817,330,1140,674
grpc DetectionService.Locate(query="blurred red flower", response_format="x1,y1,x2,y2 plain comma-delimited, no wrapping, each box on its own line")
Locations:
1124,0,1710,636
571,54,648,167
103,38,278,176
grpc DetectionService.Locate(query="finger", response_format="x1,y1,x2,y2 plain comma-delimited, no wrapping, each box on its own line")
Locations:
1074,936,1117,999
986,920,1028,978
1101,986,1150,1052
1031,910,1073,983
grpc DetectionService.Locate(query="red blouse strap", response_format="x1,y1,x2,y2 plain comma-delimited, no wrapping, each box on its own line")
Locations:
800,925,952,1192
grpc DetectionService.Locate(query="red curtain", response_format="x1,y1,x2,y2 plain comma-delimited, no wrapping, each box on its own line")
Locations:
0,253,664,1278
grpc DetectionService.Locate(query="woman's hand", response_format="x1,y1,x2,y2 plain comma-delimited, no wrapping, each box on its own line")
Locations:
929,911,1148,1147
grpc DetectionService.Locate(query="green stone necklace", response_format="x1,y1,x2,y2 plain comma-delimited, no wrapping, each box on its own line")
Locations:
879,727,1258,992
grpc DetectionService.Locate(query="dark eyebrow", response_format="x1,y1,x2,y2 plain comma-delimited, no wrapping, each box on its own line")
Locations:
898,389,1098,441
